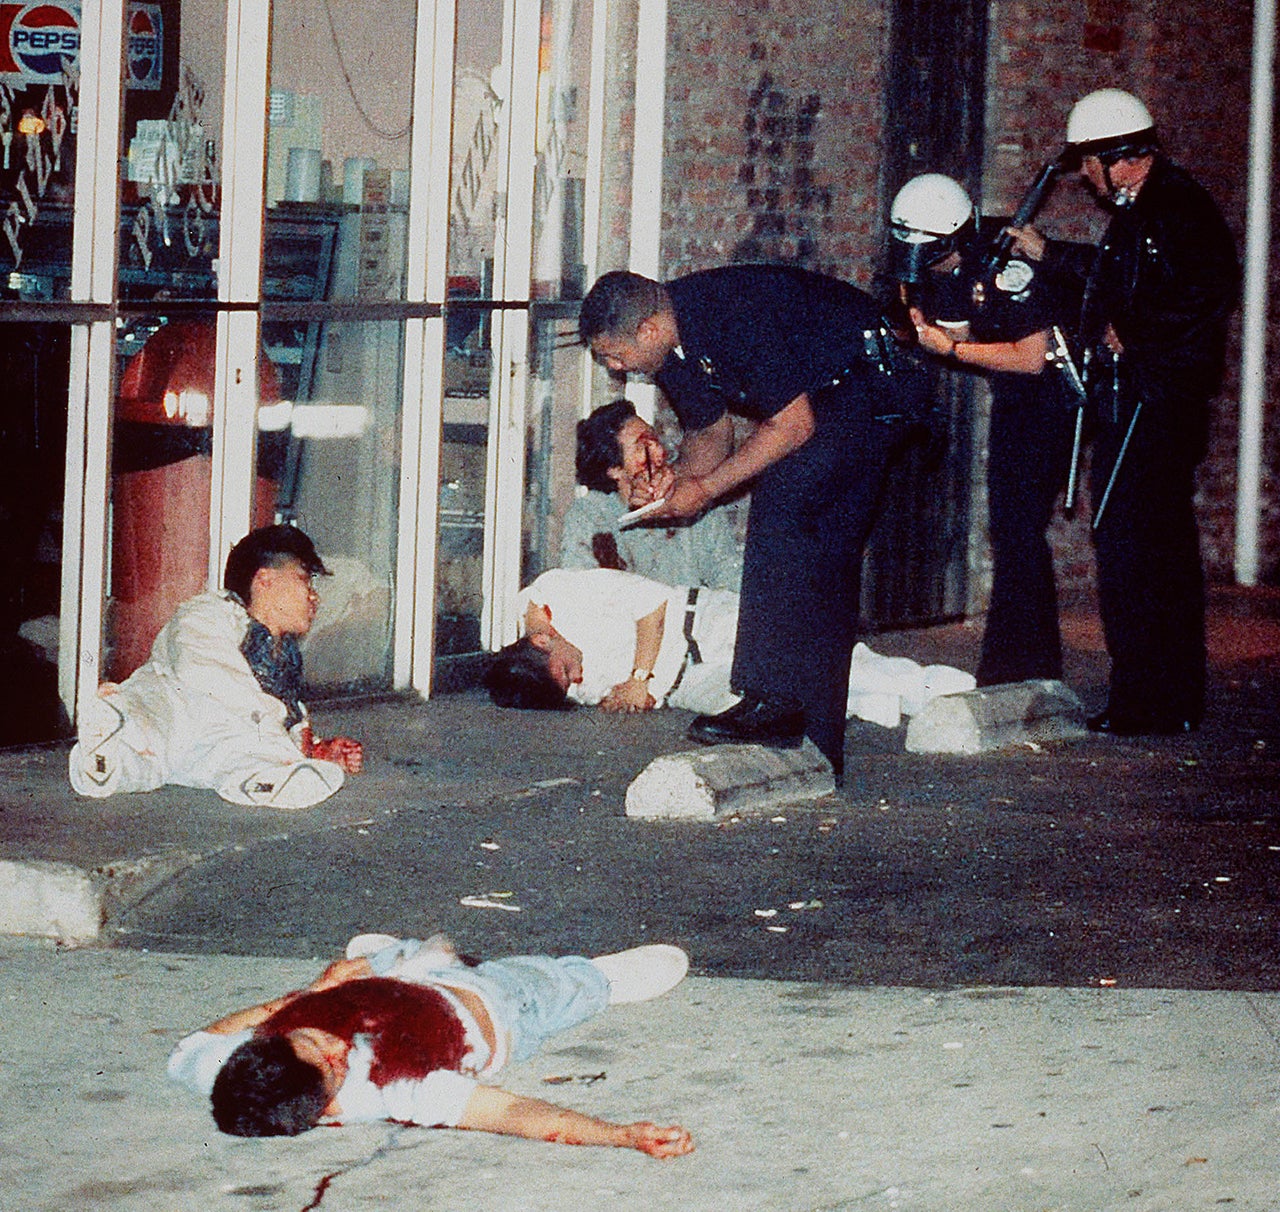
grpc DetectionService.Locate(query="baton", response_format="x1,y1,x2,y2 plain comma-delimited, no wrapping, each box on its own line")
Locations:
1046,327,1088,517
1092,398,1142,530
1064,404,1085,517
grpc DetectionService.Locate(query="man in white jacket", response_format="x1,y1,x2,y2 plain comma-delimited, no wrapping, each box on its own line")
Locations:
68,525,362,809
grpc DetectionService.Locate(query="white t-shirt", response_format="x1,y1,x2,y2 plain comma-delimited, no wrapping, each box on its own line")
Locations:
516,569,690,706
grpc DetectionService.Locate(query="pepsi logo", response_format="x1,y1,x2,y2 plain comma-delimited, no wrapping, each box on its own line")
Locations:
5,3,78,80
127,4,162,88
0,3,161,86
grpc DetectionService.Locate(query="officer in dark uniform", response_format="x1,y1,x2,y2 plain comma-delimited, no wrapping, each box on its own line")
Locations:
888,173,1076,686
1012,89,1239,734
578,265,920,780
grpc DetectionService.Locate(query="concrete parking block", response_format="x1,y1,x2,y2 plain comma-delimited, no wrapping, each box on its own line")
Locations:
0,859,102,943
625,739,835,820
905,678,1086,754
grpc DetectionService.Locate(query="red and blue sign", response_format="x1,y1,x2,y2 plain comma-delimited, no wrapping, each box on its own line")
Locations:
0,2,162,88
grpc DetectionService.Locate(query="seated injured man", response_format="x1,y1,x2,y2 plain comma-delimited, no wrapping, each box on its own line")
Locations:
168,932,694,1158
483,567,974,726
68,524,362,809
562,398,743,591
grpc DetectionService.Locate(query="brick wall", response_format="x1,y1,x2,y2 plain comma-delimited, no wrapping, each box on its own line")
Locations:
660,0,888,285
650,0,1275,589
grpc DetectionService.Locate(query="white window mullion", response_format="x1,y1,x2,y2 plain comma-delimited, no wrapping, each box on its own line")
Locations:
576,0,609,424
396,0,457,692
625,0,667,423
481,0,540,648
62,324,116,714
210,0,271,579
70,0,123,303
63,1,124,721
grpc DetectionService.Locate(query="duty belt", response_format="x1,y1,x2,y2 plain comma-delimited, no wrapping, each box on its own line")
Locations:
665,588,702,696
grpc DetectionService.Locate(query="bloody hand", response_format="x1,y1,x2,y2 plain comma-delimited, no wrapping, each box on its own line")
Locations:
625,1122,695,1158
306,733,364,774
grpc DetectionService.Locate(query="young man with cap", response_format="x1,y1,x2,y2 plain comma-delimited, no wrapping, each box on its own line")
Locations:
68,524,362,809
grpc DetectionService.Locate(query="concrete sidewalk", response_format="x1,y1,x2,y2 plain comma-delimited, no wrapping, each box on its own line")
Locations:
3,936,1278,1212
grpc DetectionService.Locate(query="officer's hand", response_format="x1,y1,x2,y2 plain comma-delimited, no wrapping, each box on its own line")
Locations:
1005,225,1046,261
650,475,711,520
627,464,675,507
909,308,965,359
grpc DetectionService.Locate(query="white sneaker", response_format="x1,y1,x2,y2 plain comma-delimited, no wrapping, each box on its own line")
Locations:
591,944,689,1004
72,693,127,795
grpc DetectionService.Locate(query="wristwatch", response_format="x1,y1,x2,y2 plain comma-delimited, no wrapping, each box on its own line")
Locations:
630,667,654,683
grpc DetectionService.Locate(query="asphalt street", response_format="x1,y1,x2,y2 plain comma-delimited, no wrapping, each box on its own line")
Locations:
100,595,1280,992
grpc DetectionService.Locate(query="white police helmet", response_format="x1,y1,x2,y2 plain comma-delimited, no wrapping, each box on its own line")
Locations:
1065,88,1157,162
888,174,976,281
890,173,975,241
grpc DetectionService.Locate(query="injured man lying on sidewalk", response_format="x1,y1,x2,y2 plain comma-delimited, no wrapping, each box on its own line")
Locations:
168,933,694,1157
67,525,363,810
484,568,974,727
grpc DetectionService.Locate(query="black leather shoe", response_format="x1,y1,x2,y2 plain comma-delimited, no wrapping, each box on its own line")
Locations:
688,696,805,748
1086,710,1198,737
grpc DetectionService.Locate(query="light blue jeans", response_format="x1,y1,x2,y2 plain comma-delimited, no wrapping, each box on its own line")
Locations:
366,938,610,1064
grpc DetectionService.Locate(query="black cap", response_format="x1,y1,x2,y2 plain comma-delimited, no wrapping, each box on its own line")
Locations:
223,524,329,602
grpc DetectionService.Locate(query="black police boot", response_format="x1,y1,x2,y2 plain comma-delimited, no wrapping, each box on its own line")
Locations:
687,694,805,748
1086,707,1199,736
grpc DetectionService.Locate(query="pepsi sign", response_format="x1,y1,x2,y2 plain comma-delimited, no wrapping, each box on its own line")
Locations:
126,3,162,90
0,2,163,89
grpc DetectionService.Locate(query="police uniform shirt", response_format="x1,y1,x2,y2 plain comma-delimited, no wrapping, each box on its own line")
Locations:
654,265,887,432
924,222,1059,351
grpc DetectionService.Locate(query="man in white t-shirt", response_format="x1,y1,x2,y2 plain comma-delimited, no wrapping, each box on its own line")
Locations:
168,932,693,1155
484,568,975,726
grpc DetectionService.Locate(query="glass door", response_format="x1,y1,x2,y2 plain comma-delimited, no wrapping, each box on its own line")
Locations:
523,0,595,582
261,0,417,693
107,0,226,679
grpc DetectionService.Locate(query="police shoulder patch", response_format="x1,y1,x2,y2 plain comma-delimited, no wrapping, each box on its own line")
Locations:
995,259,1035,295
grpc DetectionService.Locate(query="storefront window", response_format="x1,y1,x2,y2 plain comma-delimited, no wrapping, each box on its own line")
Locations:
105,0,226,679
254,0,417,692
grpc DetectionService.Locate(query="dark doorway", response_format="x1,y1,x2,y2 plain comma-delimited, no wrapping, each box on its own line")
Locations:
860,0,989,630
0,322,72,744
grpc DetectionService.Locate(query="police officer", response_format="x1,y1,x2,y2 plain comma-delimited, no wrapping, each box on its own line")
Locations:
889,173,1076,687
578,266,919,781
1011,89,1239,735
